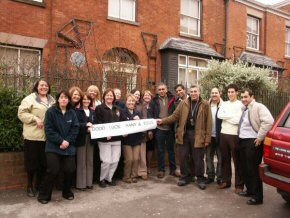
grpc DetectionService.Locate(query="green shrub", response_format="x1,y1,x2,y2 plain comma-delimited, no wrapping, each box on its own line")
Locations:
199,59,278,99
0,88,25,152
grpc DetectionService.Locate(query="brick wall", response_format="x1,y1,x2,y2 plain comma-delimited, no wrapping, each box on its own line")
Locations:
0,152,27,190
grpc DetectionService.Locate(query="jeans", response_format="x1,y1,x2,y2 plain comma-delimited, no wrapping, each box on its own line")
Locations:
155,129,176,173
206,137,222,181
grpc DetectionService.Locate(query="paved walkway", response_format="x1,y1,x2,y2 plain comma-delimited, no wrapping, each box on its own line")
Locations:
0,172,289,218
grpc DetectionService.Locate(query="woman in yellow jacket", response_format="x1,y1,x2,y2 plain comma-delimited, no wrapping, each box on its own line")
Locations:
18,80,55,197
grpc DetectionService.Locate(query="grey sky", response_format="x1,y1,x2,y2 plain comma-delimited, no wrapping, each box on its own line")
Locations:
255,0,288,5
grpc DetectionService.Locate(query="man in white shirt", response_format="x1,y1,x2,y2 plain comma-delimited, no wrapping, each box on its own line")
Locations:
238,88,274,205
217,84,243,194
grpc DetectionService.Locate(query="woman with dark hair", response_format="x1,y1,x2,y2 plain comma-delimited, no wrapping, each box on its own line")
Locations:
69,86,83,109
37,91,79,204
130,88,142,112
95,88,125,188
18,80,55,197
75,93,97,190
114,88,126,110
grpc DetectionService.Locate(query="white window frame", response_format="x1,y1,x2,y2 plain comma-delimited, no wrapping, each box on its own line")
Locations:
178,55,207,88
286,27,290,57
0,45,41,76
180,0,201,37
247,16,260,50
108,0,136,22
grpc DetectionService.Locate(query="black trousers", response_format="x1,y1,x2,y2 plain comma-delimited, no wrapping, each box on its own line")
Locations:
38,152,75,201
23,140,46,188
220,133,243,188
239,138,264,201
180,131,203,182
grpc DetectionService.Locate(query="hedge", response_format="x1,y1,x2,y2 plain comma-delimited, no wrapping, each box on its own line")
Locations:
0,88,25,152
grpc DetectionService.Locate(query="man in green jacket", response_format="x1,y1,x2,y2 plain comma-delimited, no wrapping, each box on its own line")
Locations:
157,85,212,189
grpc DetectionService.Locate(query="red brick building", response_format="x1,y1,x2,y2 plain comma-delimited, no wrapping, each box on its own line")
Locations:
1,0,290,92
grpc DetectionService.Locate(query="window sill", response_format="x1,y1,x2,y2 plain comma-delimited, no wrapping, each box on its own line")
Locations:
284,56,290,60
107,17,140,26
245,48,263,54
179,33,203,41
11,0,45,7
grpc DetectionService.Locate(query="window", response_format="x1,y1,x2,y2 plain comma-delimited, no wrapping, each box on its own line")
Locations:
0,45,41,76
178,55,207,88
286,27,290,57
108,0,136,22
180,0,201,37
283,114,290,128
102,48,140,93
247,16,260,50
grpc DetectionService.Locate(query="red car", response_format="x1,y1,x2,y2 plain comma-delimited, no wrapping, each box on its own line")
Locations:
260,101,290,203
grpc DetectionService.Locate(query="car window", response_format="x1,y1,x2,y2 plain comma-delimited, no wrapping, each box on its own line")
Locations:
283,114,290,128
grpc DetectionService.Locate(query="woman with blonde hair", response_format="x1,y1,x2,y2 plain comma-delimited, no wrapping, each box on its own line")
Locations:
87,85,101,110
121,94,142,183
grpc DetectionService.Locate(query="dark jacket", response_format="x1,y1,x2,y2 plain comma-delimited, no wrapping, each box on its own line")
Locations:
121,108,143,146
150,91,175,130
75,107,97,146
95,103,126,142
151,91,175,118
44,106,79,156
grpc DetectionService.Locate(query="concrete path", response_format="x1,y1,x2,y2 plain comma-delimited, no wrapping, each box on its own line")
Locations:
0,173,289,218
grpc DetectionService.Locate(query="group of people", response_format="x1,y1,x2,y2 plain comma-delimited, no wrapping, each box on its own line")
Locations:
157,83,274,205
18,80,274,206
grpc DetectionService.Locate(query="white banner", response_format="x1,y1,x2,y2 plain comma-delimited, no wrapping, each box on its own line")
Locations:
90,119,157,139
